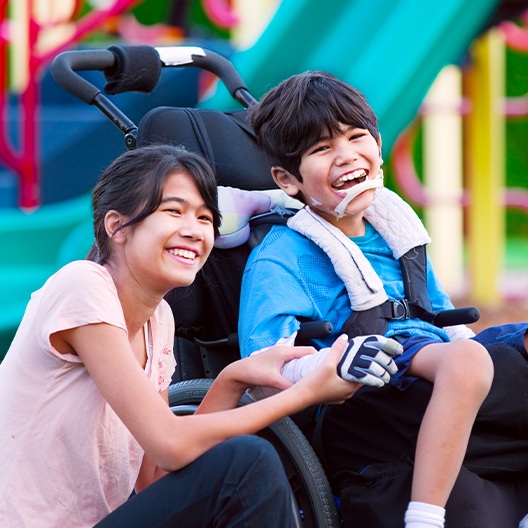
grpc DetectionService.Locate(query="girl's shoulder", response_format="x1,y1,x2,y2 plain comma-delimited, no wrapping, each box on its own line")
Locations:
44,260,114,293
34,261,119,317
55,259,110,280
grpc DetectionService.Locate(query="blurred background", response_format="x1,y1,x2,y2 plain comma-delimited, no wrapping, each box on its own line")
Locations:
1,0,528,358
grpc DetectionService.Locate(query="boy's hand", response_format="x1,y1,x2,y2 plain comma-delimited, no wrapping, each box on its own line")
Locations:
337,335,403,387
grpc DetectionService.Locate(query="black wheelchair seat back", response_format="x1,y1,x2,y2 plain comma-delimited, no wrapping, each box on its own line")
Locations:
137,106,274,190
165,243,252,381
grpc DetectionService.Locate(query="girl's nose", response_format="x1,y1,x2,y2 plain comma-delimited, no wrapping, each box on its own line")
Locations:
179,220,205,241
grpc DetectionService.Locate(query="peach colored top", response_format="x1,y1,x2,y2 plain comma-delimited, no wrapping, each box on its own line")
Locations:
0,261,175,527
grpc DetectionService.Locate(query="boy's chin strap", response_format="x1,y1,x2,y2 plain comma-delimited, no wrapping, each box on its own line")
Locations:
334,169,384,218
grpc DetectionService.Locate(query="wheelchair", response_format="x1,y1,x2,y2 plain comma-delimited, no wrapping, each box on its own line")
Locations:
51,44,341,527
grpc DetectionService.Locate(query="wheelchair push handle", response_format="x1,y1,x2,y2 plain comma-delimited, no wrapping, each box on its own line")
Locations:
50,45,256,149
50,49,116,104
51,47,142,146
51,45,255,108
156,47,256,108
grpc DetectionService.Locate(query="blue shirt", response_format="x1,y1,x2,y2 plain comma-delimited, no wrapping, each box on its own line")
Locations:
239,220,453,357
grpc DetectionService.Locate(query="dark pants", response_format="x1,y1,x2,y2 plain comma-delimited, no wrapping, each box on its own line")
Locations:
95,435,295,528
322,343,528,527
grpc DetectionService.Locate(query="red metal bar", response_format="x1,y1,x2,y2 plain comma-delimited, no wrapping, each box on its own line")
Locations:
0,0,20,169
0,0,141,208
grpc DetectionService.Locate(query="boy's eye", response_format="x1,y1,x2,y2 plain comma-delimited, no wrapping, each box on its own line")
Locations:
349,131,367,141
199,214,213,223
310,144,329,155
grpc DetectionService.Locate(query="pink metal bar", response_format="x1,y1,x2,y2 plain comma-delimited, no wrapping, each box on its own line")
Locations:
202,0,238,29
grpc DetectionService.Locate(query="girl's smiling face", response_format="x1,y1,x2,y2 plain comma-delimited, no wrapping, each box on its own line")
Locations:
117,170,215,296
273,124,382,235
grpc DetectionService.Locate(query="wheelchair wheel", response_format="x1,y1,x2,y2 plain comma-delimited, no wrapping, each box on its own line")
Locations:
168,379,341,528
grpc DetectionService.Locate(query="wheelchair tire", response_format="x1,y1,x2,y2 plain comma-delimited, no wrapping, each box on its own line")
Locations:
168,378,341,528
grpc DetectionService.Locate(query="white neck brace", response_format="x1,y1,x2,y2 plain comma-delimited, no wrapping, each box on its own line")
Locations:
334,169,384,218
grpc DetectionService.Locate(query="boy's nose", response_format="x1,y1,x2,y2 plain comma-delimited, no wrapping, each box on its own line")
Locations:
335,140,358,164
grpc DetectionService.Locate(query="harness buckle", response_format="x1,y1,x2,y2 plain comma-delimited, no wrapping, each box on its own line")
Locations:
390,299,410,320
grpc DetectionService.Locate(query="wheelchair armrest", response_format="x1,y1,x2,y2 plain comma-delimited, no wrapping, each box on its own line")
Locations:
295,321,334,345
432,307,480,327
193,320,334,350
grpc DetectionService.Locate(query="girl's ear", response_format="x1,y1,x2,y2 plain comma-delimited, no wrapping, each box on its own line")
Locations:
271,167,301,197
104,210,127,242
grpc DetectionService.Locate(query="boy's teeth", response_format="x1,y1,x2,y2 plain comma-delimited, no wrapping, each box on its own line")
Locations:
333,169,367,188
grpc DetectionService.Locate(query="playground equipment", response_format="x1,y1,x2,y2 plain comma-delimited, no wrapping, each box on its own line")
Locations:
0,0,140,209
393,16,528,305
1,0,521,360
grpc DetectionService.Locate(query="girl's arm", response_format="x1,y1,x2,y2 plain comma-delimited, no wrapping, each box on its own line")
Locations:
196,343,322,413
57,324,358,473
136,453,168,494
135,388,170,493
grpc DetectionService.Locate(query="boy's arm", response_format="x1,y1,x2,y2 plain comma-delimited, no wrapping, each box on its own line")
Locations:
239,253,316,357
280,346,331,382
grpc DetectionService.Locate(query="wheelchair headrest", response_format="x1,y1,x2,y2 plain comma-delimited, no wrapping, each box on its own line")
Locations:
137,106,275,190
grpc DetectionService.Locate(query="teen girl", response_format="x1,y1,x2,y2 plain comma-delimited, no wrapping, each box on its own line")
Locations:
0,145,361,527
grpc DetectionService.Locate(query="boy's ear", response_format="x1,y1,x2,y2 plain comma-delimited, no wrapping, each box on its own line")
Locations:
377,133,383,155
271,167,301,197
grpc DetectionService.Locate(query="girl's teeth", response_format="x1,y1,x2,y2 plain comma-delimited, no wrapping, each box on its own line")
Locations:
169,249,196,260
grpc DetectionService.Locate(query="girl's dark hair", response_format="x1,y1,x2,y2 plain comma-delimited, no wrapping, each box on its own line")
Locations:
251,71,379,180
87,145,220,264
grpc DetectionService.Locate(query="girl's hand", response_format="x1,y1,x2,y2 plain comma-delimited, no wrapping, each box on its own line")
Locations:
199,345,317,414
226,344,318,392
295,335,362,405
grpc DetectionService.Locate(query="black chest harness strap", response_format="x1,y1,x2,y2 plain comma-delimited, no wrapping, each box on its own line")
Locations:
341,245,463,338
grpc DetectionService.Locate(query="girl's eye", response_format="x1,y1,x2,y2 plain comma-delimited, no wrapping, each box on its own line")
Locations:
165,208,182,215
199,214,213,223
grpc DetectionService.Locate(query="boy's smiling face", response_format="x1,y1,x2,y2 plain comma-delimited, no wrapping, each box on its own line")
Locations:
272,123,383,235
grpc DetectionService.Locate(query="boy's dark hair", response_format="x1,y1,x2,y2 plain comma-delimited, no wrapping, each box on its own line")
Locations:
251,71,379,181
87,144,221,264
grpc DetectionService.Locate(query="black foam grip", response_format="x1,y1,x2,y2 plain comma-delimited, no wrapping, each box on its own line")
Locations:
433,307,481,327
104,45,161,94
296,321,334,345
